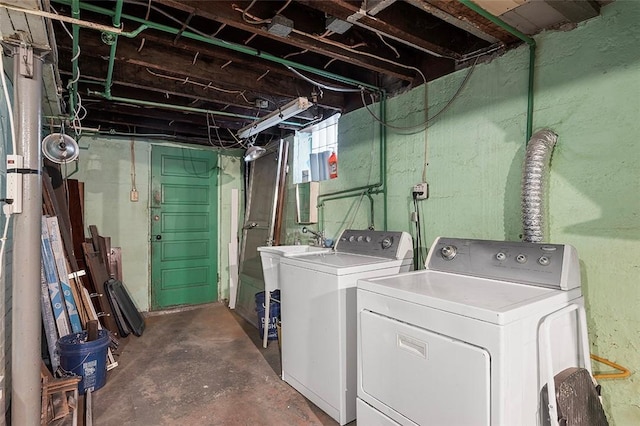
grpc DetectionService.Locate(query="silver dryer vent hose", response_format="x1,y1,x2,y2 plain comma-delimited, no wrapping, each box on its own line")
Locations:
521,129,558,243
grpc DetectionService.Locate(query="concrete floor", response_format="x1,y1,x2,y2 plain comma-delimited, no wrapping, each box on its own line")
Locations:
72,303,340,425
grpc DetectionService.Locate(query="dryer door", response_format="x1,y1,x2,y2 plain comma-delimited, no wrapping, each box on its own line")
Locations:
360,310,491,426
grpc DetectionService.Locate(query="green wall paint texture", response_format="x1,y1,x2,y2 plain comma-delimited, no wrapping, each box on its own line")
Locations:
303,2,639,424
75,137,151,311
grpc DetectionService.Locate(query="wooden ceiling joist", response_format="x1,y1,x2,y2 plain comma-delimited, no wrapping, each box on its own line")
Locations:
295,0,463,59
153,0,417,81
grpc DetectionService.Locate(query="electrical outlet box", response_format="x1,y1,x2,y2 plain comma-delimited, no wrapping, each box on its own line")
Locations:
130,189,139,202
6,155,23,213
413,182,428,200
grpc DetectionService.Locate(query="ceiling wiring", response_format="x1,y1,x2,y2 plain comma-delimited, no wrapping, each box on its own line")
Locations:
136,0,152,52
240,0,293,25
359,56,479,134
50,4,86,134
377,33,400,58
229,2,422,81
145,68,253,105
285,66,363,93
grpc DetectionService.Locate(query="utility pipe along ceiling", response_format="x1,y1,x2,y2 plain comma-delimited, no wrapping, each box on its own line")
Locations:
40,0,609,147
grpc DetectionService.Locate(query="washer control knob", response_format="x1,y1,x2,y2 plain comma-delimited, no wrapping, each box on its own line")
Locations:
365,236,372,243
496,252,506,261
441,245,458,260
357,235,364,242
348,236,355,242
381,237,393,249
538,256,550,266
516,254,527,264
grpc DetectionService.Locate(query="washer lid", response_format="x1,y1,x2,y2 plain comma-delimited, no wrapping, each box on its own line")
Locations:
280,252,409,275
358,270,582,324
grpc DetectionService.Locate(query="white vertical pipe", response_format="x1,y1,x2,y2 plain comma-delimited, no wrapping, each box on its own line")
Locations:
11,43,44,425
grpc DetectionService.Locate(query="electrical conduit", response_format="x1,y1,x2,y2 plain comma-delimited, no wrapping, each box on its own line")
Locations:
458,0,536,141
85,90,304,126
317,91,388,231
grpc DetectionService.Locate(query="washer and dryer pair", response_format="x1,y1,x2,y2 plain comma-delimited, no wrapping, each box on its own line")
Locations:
276,232,590,426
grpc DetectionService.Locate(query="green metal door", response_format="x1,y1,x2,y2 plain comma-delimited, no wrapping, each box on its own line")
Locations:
150,145,218,309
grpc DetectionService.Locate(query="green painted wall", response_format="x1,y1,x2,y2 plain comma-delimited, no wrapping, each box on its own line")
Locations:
75,136,151,310
286,1,639,423
75,136,243,312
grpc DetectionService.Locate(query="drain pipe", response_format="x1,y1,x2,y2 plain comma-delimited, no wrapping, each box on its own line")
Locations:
380,91,388,231
7,40,47,426
103,0,123,99
458,0,536,141
317,90,388,230
521,129,557,242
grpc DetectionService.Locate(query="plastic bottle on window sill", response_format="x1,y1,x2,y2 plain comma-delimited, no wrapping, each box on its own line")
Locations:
328,151,338,179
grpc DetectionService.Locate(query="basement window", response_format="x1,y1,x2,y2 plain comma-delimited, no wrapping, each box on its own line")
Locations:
292,113,340,184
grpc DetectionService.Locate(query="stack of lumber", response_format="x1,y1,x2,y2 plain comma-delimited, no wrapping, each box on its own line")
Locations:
39,166,145,423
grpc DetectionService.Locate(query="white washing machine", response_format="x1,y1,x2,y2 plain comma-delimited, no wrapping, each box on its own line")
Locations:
279,229,413,425
357,237,591,426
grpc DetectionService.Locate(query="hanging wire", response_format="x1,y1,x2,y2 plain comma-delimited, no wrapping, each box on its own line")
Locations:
359,56,480,134
145,68,253,105
240,0,293,24
377,33,400,58
285,66,362,93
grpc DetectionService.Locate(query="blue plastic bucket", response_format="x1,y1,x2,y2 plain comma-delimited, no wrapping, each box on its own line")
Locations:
255,290,280,341
57,330,110,394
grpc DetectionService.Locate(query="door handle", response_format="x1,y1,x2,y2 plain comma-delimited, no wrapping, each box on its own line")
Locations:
156,235,162,240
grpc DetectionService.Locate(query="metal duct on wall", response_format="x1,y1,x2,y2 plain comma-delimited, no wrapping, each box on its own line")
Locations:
521,129,558,243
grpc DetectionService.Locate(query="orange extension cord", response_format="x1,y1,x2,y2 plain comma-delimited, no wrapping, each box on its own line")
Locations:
591,354,631,380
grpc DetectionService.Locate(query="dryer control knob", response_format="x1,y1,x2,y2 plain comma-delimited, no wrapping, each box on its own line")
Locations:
496,252,506,261
538,256,550,266
381,237,393,249
441,245,457,260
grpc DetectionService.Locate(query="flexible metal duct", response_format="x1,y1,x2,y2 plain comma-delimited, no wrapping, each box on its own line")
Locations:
521,129,558,243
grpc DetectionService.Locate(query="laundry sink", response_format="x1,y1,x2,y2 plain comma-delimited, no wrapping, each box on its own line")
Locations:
258,244,331,257
257,245,332,348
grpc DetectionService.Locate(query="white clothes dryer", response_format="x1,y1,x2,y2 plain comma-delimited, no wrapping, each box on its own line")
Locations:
279,229,413,425
357,237,591,426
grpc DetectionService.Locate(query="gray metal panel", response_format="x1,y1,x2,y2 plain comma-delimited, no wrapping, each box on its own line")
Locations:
427,238,566,289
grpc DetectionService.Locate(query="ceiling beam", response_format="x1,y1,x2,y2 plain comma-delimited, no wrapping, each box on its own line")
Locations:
295,0,462,59
421,0,519,44
56,33,345,110
404,0,500,43
153,0,416,81
364,0,398,16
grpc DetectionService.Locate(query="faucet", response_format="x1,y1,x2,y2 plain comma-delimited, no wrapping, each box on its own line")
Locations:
302,227,324,246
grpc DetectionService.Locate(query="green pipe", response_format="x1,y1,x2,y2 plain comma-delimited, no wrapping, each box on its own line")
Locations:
103,0,123,99
458,0,536,141
316,90,388,230
318,189,383,231
86,90,302,125
366,192,375,229
526,46,535,141
52,0,379,91
381,91,388,231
